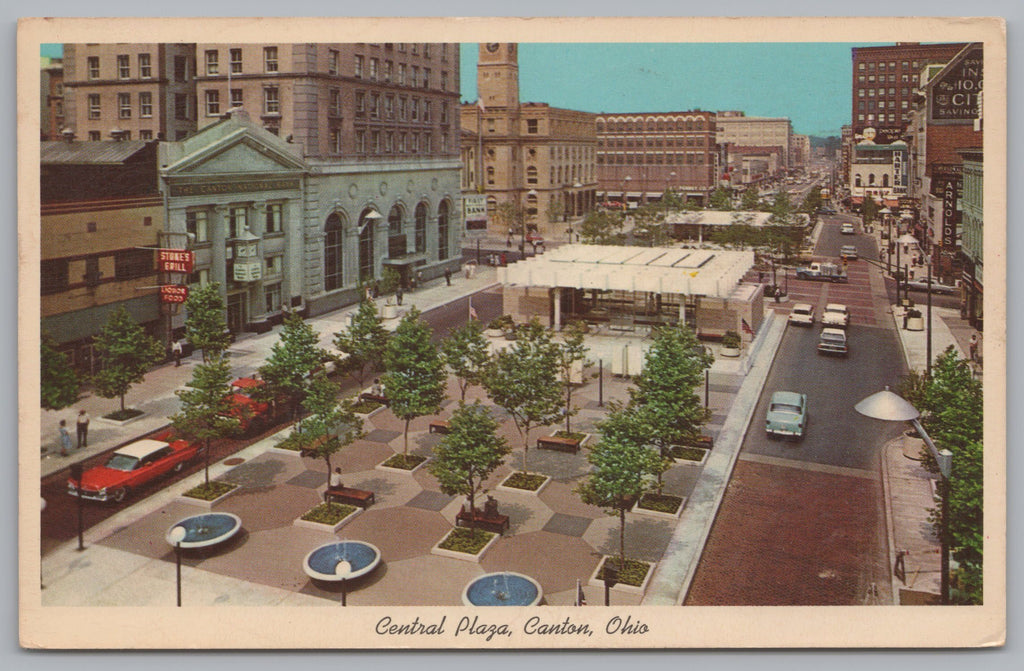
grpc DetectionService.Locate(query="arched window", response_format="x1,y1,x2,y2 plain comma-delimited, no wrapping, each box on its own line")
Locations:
486,196,497,213
526,193,538,217
358,209,375,284
438,201,450,260
882,174,890,188
324,212,344,291
686,120,693,131
868,173,876,185
486,166,495,185
855,174,862,187
414,202,427,253
388,204,403,236
526,165,538,185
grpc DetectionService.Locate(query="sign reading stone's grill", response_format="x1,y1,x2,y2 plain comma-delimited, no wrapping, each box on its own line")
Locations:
158,249,194,274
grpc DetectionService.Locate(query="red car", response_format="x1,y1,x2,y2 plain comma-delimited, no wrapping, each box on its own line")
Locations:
67,431,200,503
227,377,274,436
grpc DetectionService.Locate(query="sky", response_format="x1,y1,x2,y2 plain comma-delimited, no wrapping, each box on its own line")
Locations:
460,43,870,138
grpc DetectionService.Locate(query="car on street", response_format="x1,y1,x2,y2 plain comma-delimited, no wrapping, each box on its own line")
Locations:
227,377,277,435
817,327,849,356
904,279,958,295
67,431,200,503
766,391,808,439
788,303,815,326
839,245,859,260
840,222,855,235
818,206,837,215
822,303,850,328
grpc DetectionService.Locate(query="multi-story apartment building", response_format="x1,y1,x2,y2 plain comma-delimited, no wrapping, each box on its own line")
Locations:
715,111,792,171
789,134,811,171
850,42,967,145
595,110,718,207
41,138,164,372
62,43,197,142
41,57,65,140
460,43,597,237
959,148,983,329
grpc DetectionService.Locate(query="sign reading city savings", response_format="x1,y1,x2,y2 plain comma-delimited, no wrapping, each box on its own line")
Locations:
157,249,195,274
929,46,983,123
160,284,189,304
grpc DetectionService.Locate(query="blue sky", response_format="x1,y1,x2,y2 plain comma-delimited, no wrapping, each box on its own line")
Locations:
460,43,868,138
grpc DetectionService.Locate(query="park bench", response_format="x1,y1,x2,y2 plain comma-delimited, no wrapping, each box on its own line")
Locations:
325,486,376,508
456,506,510,535
537,434,581,454
358,392,389,406
428,420,450,434
683,435,714,449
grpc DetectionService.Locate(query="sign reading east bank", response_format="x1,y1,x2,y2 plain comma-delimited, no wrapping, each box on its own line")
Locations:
169,179,301,197
929,46,983,123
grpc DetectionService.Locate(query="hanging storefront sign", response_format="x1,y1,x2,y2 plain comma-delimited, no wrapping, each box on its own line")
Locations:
942,179,959,249
463,193,488,232
160,284,189,304
157,249,195,274
233,261,262,282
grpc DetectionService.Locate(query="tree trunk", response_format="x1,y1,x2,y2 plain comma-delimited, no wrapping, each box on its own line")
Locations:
521,424,530,474
565,388,573,434
403,418,411,456
619,506,627,572
204,438,211,486
120,393,126,413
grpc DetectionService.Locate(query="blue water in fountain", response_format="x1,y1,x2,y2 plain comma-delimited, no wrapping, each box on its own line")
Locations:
308,542,378,575
178,513,238,543
465,573,539,606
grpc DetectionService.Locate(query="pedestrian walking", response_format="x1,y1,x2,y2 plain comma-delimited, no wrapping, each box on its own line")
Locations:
444,267,452,286
172,340,183,367
969,333,979,362
507,228,513,249
58,420,72,457
395,287,404,305
416,270,423,289
76,409,90,449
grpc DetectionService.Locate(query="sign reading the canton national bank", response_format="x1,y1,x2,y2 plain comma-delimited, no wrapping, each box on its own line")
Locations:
930,47,983,123
169,179,301,197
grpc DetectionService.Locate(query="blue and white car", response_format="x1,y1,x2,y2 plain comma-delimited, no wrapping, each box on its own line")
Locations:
765,391,808,439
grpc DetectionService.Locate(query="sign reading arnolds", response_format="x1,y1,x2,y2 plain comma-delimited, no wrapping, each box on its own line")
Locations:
169,178,301,197
931,164,963,249
929,45,983,123
158,249,194,274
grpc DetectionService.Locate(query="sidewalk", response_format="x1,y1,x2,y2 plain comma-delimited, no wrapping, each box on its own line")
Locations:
39,263,502,478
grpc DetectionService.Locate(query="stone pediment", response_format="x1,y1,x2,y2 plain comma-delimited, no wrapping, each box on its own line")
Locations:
165,130,307,177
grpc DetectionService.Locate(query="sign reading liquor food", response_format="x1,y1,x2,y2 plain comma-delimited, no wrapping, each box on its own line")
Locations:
157,249,195,274
929,46,983,123
160,284,189,304
463,193,487,232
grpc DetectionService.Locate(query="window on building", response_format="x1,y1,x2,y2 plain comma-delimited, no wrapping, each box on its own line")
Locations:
372,130,380,152
324,213,343,291
854,174,862,187
858,62,865,71
385,131,393,153
441,132,447,153
264,47,278,73
384,95,394,119
263,87,279,115
138,91,153,118
398,63,406,85
264,255,283,276
187,268,209,288
399,132,406,153
205,89,220,116
355,91,365,116
486,166,495,185
411,66,419,88
354,55,363,78
358,211,375,283
88,131,101,141
424,133,431,153
229,48,242,74
440,103,448,124
264,283,282,314
868,75,875,83
369,58,379,80
411,97,418,121
115,248,154,280
422,68,430,88
868,174,875,185
138,53,151,78
231,88,243,108
410,133,418,153
527,119,538,134
185,210,209,243
441,71,448,91
265,203,282,233
329,88,341,117
174,55,188,82
384,60,392,82
912,60,919,68
413,202,427,253
88,56,100,79
328,49,339,75
41,258,69,294
205,50,219,75
356,130,366,152
140,130,153,140
118,92,131,118
88,94,100,119
370,93,380,119
526,166,538,184
228,206,247,238
330,127,342,153
423,101,430,122
858,89,865,98
879,62,886,71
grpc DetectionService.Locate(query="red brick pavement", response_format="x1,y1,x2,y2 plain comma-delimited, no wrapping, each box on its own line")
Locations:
685,459,890,605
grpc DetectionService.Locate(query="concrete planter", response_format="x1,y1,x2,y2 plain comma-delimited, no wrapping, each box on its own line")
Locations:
381,304,401,320
587,556,657,595
631,495,686,520
96,411,146,427
719,346,741,358
177,482,241,509
376,455,430,475
293,506,362,533
268,446,303,457
496,472,552,496
430,529,500,563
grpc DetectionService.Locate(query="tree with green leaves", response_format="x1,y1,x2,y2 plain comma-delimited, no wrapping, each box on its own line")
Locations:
769,190,793,225
333,297,389,389
483,318,563,474
740,186,761,211
799,187,822,214
429,401,511,528
545,194,566,225
708,187,733,211
41,333,79,410
289,372,364,493
258,312,325,420
171,353,239,486
493,200,527,238
382,307,447,456
183,282,231,362
579,209,625,245
630,204,669,247
440,319,492,402
576,428,663,572
556,321,590,434
92,305,164,413
862,194,880,227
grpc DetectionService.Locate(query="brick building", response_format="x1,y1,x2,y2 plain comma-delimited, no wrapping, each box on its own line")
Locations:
41,57,65,140
595,110,717,207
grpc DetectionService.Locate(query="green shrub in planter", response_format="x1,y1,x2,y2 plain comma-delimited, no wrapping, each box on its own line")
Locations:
351,399,384,414
554,430,586,443
439,527,495,554
183,481,237,501
637,492,683,514
669,445,708,462
503,472,547,491
382,453,426,470
598,557,651,588
721,330,741,349
275,433,304,451
487,315,515,332
104,408,144,422
301,502,357,525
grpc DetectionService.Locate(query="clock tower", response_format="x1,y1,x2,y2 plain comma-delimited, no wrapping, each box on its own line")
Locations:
477,43,520,109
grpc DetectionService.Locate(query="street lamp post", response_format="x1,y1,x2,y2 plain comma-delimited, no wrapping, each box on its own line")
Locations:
70,463,85,552
855,389,953,604
336,559,353,607
571,182,583,242
169,525,187,607
526,189,538,256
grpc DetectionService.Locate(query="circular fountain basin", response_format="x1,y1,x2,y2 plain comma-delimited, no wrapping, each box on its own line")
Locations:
462,571,542,606
165,513,242,550
303,541,382,582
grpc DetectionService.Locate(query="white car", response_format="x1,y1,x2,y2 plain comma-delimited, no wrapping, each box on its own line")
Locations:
821,303,850,328
840,223,855,235
817,328,848,356
788,303,815,326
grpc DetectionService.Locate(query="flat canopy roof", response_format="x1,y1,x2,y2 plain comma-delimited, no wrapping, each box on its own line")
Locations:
498,244,755,298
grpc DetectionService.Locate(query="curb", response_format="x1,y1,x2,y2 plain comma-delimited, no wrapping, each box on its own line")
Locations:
879,439,902,605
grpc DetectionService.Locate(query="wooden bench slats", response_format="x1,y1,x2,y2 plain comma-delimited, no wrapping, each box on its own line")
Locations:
537,435,581,454
326,486,375,508
456,509,510,535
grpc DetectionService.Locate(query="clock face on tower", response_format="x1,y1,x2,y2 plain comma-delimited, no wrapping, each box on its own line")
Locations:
486,43,500,53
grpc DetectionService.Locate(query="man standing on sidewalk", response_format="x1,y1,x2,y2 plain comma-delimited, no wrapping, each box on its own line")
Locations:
444,267,452,286
172,340,183,367
76,409,90,449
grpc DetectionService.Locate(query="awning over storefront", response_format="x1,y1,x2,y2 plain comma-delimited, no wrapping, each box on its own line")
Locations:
497,244,755,299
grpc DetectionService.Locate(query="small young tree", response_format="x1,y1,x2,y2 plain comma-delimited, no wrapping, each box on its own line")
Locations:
429,401,511,528
862,194,880,227
579,209,625,245
494,200,527,238
440,319,492,402
576,429,663,572
382,307,447,456
183,282,231,362
41,333,79,410
484,319,563,474
556,321,590,434
92,305,164,413
171,353,239,486
708,187,733,211
289,372,364,490
769,190,793,225
334,297,389,389
258,312,324,420
545,194,566,225
740,186,761,211
631,204,668,247
799,187,822,214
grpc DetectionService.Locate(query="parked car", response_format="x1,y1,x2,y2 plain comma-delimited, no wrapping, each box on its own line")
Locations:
67,431,200,503
766,391,808,439
227,377,277,435
839,245,859,260
822,303,850,328
788,303,815,326
904,279,957,295
817,327,849,356
818,206,837,215
840,222,855,235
